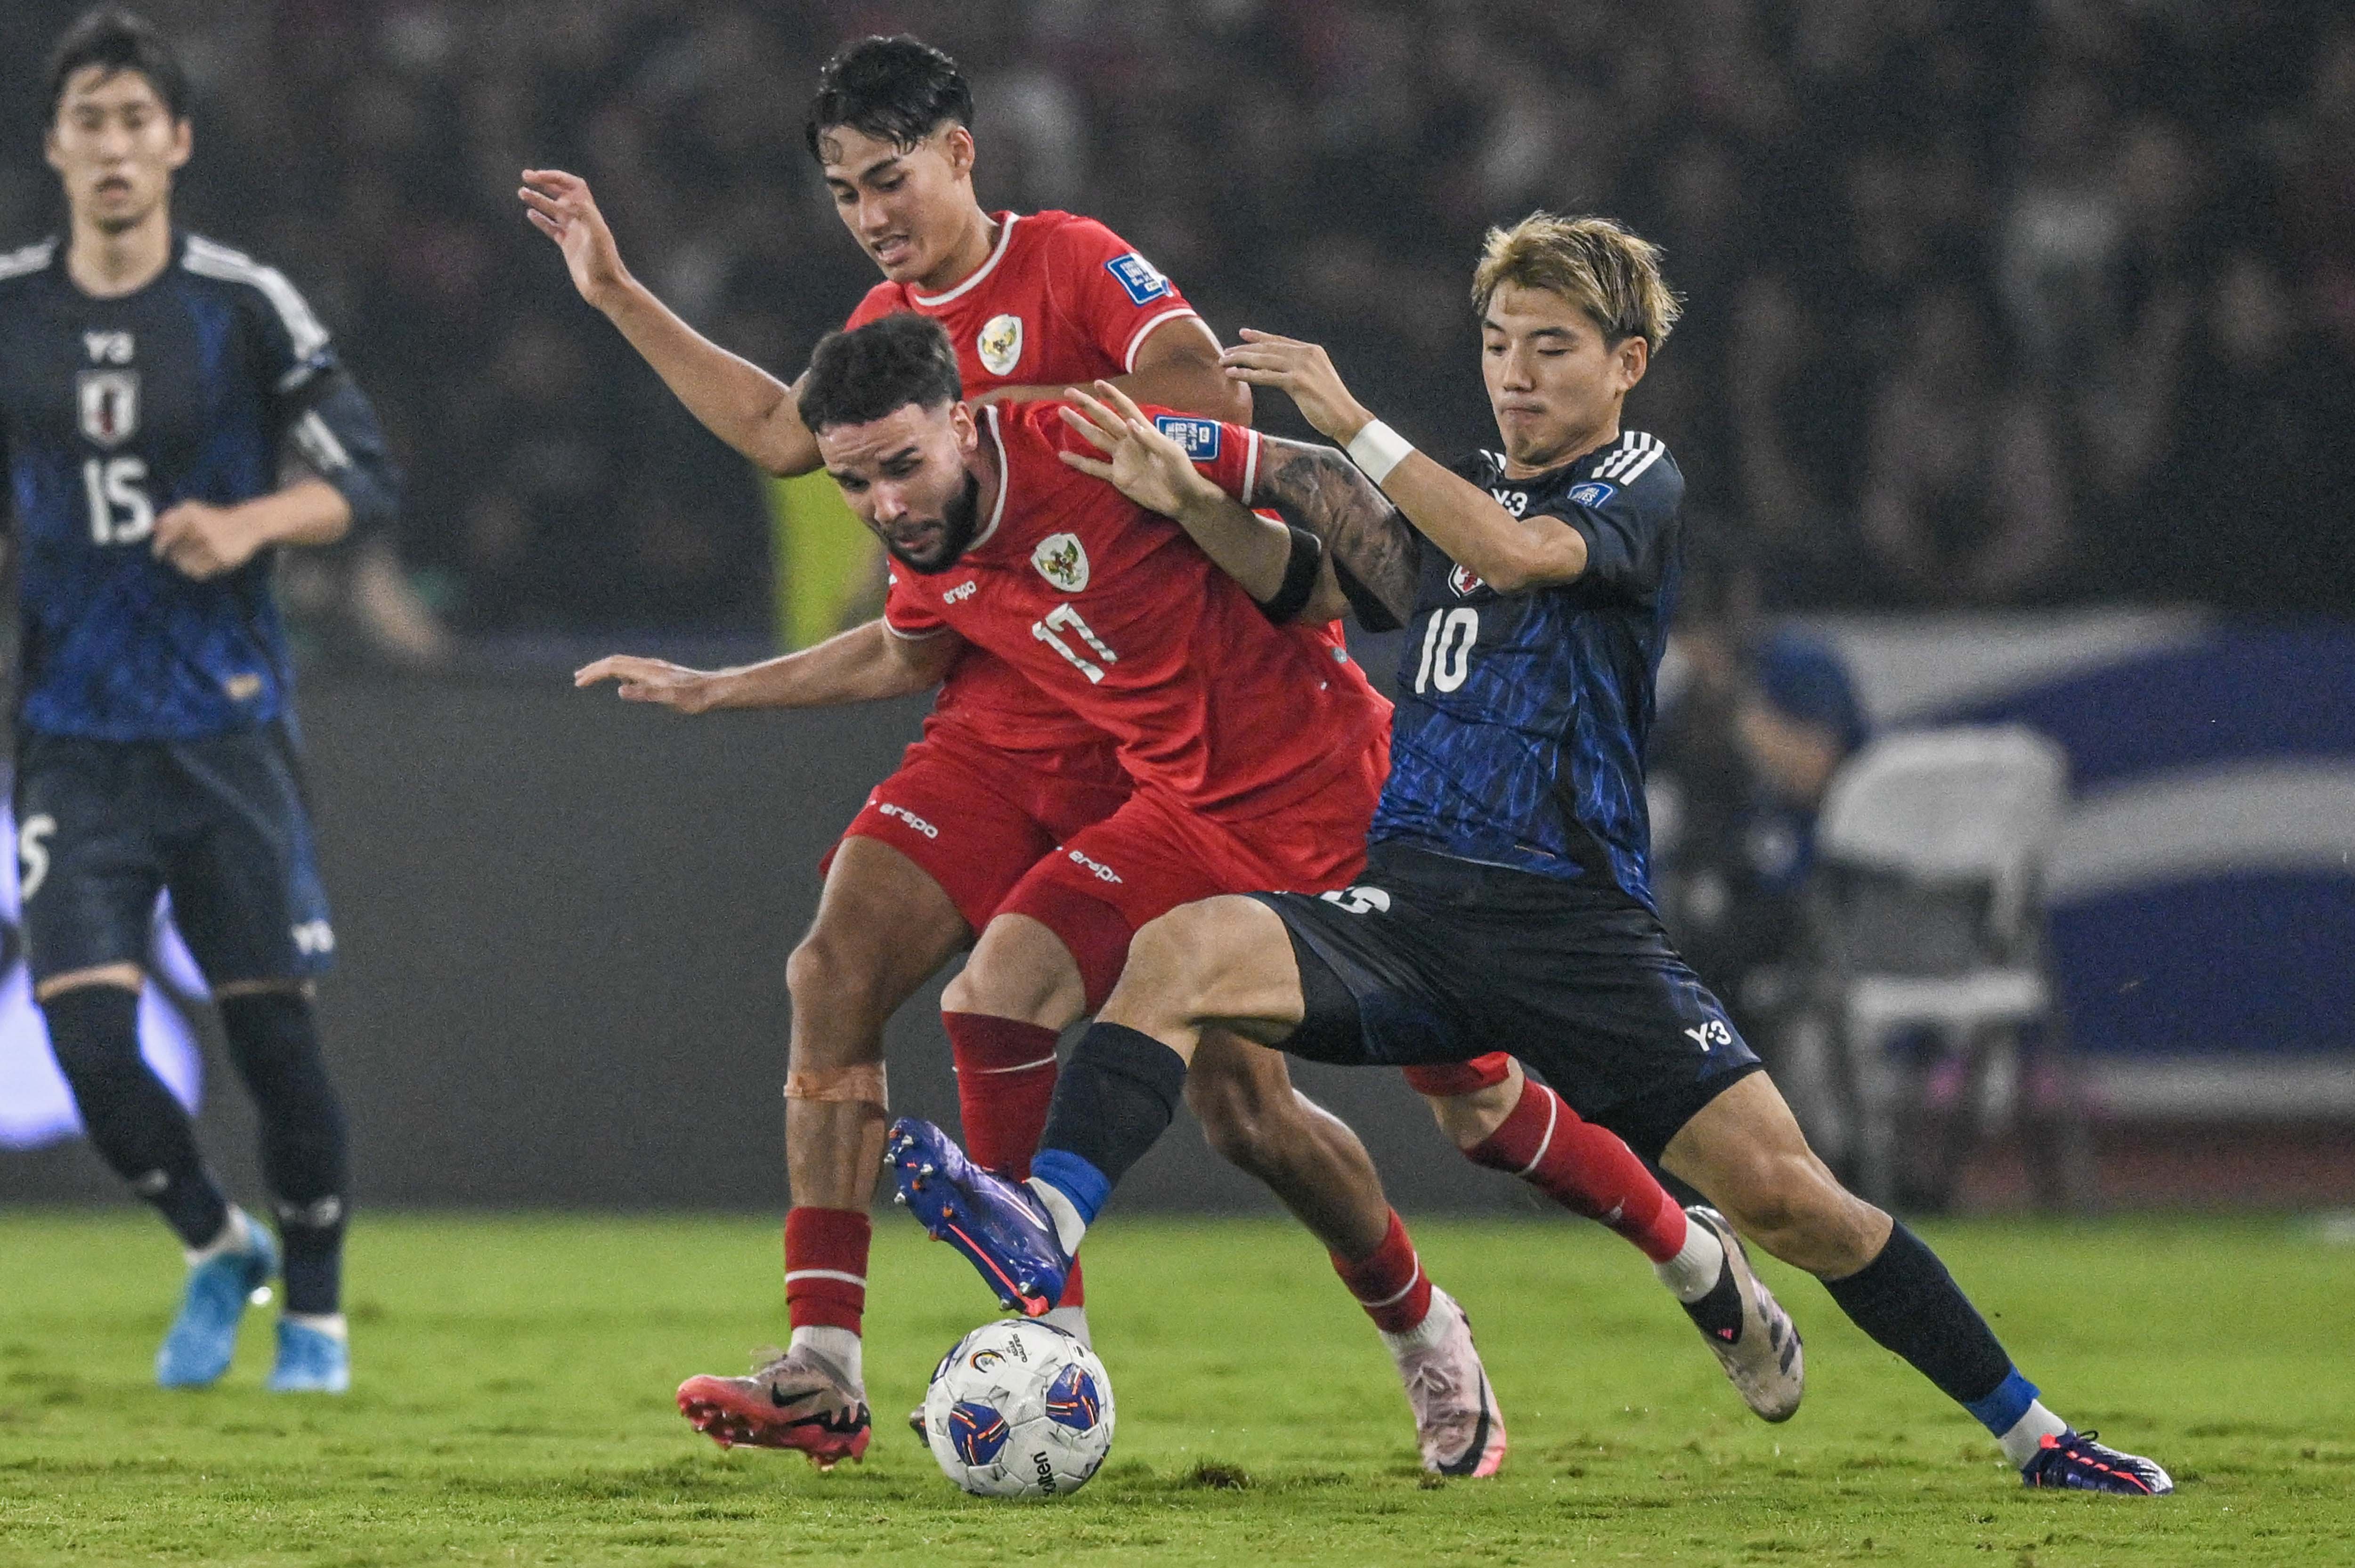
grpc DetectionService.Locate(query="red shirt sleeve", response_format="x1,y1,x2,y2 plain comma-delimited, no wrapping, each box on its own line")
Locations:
882,570,949,639
843,282,908,331
1043,216,1207,373
1136,405,1260,502
1035,401,1260,505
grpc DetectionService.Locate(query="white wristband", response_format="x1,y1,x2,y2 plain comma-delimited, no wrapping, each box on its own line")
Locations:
1346,419,1416,487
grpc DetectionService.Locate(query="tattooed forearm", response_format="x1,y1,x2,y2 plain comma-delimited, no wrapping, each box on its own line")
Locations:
1250,437,1417,629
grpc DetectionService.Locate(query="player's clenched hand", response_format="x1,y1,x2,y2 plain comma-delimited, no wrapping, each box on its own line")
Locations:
152,500,261,580
519,170,630,309
574,655,730,713
1218,330,1377,445
1056,381,1223,521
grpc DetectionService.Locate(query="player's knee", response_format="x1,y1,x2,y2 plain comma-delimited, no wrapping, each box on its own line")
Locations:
786,922,896,1027
1119,901,1233,1004
940,954,1058,1023
1425,1076,1522,1151
1713,1147,1870,1265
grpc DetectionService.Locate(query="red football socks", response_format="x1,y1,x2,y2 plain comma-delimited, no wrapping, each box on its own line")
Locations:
1332,1209,1435,1333
784,1205,870,1332
947,1010,1084,1308
1468,1079,1688,1262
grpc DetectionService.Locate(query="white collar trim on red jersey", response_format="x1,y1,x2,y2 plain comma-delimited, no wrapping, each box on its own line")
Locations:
913,212,1021,307
973,404,1011,550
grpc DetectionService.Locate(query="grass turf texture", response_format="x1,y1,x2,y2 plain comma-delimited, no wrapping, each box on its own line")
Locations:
2,1212,2349,1565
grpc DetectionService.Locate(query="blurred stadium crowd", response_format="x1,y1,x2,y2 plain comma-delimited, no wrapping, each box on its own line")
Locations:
3,0,2352,646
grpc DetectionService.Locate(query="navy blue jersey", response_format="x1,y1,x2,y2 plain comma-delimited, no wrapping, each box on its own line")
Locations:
0,233,397,741
1367,431,1683,903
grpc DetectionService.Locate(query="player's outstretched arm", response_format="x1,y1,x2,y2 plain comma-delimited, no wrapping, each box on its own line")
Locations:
520,169,822,478
1054,382,1346,620
574,618,959,714
1248,436,1419,629
1223,329,1589,593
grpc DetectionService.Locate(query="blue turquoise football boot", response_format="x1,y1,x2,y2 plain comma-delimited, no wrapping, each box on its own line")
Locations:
155,1220,278,1388
266,1318,350,1393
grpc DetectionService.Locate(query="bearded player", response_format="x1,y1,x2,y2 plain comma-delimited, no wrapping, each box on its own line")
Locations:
534,36,1543,1471
689,308,1806,1476
887,214,2172,1495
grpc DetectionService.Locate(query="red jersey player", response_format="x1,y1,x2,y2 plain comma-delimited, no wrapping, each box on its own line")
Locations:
779,310,1511,1474
527,37,1495,1471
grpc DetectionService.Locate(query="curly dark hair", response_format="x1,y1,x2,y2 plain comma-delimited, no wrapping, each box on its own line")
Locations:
798,311,965,434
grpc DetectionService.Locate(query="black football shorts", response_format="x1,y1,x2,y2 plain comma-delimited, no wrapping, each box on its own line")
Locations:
13,719,335,987
1250,842,1761,1163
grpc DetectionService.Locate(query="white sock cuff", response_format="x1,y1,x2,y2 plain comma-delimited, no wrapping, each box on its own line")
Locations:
1040,1304,1094,1349
789,1324,864,1389
1998,1400,2071,1468
284,1311,348,1341
1655,1212,1727,1303
1027,1176,1089,1256
1378,1288,1455,1355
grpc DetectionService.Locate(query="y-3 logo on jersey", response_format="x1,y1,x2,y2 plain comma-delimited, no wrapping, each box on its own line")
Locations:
1684,1018,1735,1052
83,331,133,364
1490,487,1528,516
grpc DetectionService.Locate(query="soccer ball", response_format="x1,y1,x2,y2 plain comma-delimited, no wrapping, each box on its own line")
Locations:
921,1319,1114,1498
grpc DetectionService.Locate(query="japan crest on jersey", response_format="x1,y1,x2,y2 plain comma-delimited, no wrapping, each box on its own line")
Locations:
1032,532,1090,592
1450,563,1485,597
977,313,1023,376
77,370,139,448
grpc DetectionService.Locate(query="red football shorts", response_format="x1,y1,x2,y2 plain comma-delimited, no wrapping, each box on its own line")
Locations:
823,730,1131,933
997,739,1389,1010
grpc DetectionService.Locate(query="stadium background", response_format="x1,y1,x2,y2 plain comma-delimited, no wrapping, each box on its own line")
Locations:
2,0,2351,1214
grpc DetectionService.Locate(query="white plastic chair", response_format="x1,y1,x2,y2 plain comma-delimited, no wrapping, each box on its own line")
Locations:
1811,725,2088,1209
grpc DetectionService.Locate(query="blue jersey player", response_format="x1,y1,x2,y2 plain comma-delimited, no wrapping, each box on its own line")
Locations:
0,11,397,1393
885,213,2172,1495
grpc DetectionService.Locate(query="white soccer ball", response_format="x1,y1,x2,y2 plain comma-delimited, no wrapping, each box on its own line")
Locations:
922,1318,1115,1498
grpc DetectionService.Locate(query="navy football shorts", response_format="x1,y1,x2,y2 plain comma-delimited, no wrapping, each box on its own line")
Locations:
13,721,335,987
1250,842,1761,1164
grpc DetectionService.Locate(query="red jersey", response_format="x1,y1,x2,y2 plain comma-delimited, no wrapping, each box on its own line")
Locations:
883,402,1392,819
845,211,1209,761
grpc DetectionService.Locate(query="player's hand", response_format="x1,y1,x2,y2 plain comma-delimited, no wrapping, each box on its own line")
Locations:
1055,381,1223,521
574,655,731,713
152,500,262,580
1218,330,1377,445
519,169,630,310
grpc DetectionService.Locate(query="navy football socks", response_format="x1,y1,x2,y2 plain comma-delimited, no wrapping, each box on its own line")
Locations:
1030,1022,1191,1223
41,984,229,1248
1821,1220,2023,1431
219,992,349,1315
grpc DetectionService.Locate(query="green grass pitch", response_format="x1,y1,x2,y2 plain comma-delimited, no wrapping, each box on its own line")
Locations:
2,1209,2349,1565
